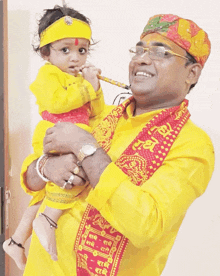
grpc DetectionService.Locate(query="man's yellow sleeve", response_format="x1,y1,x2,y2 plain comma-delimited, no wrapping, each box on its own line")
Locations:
86,127,215,248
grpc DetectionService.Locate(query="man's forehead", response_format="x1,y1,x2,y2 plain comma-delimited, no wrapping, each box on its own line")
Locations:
136,40,171,50
139,33,186,54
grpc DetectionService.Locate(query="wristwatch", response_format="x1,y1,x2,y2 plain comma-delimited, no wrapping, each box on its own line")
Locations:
77,142,101,166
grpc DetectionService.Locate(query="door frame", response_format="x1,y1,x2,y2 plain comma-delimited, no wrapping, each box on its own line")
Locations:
1,0,9,275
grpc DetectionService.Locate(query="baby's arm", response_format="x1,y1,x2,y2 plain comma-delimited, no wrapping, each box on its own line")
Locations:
89,87,105,117
30,64,98,115
81,64,106,117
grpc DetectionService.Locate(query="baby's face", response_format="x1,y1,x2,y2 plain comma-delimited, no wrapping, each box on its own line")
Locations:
45,38,89,76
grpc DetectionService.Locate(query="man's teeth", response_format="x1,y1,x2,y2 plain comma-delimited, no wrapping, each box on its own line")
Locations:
136,72,152,77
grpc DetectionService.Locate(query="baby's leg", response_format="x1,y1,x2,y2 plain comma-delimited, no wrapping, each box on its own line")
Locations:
3,201,42,271
33,206,63,261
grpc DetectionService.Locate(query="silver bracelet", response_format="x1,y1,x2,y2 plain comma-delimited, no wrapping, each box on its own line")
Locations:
36,154,50,182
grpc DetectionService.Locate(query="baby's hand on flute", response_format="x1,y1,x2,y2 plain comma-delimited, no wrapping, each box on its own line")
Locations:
81,63,102,92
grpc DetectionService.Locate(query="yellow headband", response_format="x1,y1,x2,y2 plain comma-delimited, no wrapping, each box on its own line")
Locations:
40,16,92,48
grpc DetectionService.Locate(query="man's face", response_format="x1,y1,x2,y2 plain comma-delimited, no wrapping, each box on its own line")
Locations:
129,33,191,108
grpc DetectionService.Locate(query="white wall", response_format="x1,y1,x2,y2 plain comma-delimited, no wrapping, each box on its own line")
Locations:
8,1,220,275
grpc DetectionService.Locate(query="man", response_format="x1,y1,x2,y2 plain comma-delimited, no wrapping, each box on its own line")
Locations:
21,14,214,276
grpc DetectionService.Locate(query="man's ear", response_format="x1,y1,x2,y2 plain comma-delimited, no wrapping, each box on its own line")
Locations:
186,63,202,86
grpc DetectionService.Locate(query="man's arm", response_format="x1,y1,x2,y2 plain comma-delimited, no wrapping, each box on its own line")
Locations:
80,147,112,188
23,153,88,192
86,141,214,248
42,121,214,248
43,122,112,187
25,159,46,191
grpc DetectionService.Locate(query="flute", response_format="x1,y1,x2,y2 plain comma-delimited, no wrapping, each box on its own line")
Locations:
98,75,130,90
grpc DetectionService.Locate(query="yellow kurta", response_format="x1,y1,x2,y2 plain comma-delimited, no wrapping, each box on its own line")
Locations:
30,63,102,116
21,102,215,276
27,63,105,208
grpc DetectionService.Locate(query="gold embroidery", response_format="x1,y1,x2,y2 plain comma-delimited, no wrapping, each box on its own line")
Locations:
86,240,95,247
77,253,97,275
45,184,89,204
101,247,110,253
103,240,113,246
89,234,98,240
93,104,127,152
132,137,159,152
175,101,188,120
104,262,110,268
95,267,108,275
115,236,121,241
97,260,104,267
149,123,173,137
115,154,148,185
108,258,113,264
90,214,118,234
75,99,190,276
93,119,115,151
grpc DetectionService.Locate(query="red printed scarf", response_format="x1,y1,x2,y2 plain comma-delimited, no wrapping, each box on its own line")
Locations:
74,97,190,276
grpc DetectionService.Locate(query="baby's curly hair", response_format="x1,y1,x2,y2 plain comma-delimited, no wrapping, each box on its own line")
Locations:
33,5,91,57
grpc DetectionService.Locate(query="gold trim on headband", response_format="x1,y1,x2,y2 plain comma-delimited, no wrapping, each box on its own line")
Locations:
40,16,92,48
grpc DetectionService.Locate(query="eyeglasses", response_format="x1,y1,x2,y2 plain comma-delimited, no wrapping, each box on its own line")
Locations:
129,46,188,61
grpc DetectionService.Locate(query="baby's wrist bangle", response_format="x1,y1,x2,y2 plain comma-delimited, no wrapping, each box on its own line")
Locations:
36,154,50,182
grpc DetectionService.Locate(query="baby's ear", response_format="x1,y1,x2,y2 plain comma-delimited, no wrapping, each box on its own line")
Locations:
39,46,50,61
42,55,50,62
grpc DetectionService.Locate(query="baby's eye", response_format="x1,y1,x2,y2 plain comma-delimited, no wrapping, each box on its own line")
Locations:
61,47,70,54
79,48,87,55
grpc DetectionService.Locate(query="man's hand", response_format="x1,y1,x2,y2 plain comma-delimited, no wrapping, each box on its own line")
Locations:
43,153,88,188
43,123,112,189
43,122,98,156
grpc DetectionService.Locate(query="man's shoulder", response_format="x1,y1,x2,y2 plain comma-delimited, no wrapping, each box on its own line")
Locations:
173,118,214,158
182,119,213,144
166,119,214,172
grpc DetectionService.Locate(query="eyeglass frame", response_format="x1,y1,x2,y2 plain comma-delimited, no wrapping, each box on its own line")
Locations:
129,45,189,61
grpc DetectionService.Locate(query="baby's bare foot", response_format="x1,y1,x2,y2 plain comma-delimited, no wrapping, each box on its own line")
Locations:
33,213,58,261
3,238,26,270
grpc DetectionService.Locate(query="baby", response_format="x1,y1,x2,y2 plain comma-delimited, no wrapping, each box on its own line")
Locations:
3,4,105,270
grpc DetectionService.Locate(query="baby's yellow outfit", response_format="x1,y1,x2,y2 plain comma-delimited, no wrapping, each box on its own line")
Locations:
28,63,105,209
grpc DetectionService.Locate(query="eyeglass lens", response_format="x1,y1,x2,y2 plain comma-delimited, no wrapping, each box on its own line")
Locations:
130,46,166,60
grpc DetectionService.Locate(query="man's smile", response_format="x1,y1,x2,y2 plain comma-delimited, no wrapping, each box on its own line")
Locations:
132,68,155,81
135,71,153,78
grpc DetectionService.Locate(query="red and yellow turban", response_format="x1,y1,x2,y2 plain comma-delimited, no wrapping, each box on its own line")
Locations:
141,14,211,67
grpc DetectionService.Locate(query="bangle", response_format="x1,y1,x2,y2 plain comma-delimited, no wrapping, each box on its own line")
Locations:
36,154,50,182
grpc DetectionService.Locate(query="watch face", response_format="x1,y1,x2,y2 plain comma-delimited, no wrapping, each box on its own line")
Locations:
82,144,96,155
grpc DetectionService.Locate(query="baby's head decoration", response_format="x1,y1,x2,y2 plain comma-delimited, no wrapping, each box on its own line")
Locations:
38,11,130,90
40,16,92,48
141,14,211,67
